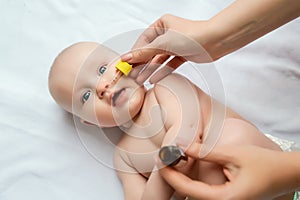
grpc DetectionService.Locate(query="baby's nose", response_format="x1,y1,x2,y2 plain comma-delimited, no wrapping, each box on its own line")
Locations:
96,80,110,99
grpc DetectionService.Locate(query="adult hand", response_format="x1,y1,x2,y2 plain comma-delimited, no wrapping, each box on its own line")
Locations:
121,14,214,84
122,0,300,84
158,143,300,200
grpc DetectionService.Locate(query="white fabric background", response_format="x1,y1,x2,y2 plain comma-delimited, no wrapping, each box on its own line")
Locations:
1,0,299,199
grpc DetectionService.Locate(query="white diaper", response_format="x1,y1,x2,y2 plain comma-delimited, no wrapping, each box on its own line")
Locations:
265,134,299,200
265,134,300,152
294,192,299,200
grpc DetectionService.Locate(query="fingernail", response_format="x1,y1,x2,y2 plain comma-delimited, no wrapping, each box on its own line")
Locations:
121,53,132,61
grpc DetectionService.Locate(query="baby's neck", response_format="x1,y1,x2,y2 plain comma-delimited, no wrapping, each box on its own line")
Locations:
119,89,166,146
119,112,141,130
118,91,147,131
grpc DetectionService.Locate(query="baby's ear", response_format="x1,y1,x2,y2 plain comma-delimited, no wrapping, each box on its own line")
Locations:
80,119,95,126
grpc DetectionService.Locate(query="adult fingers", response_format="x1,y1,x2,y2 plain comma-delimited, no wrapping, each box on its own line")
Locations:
120,47,160,64
159,166,227,199
129,64,147,80
121,38,167,65
167,56,186,69
131,18,166,50
121,18,171,65
149,56,185,83
149,66,174,84
177,141,236,166
135,54,170,84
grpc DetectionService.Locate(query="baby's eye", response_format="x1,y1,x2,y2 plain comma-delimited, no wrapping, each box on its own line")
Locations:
82,91,91,103
98,66,107,75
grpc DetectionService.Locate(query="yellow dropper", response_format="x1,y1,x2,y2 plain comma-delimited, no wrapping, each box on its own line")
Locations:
110,60,132,85
116,60,132,76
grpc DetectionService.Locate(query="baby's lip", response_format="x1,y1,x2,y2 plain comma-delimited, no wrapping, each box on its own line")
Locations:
112,88,126,106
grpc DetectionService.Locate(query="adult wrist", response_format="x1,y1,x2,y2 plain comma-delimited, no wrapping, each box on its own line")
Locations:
194,18,240,62
193,20,225,62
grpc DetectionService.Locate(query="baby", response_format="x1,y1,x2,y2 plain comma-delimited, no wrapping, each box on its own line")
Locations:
48,42,292,200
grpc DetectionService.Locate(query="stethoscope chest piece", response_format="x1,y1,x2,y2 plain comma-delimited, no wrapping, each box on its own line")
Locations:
159,145,187,166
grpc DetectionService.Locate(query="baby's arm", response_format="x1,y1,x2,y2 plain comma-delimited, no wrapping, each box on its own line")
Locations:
115,144,178,200
141,127,194,200
141,168,175,200
114,148,147,200
141,75,201,199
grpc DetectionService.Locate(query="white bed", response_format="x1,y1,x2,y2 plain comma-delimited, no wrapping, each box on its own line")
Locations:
1,0,299,199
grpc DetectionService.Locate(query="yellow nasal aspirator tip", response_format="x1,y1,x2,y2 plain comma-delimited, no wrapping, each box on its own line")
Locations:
116,60,132,76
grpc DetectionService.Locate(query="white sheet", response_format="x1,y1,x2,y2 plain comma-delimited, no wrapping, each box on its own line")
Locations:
1,0,299,199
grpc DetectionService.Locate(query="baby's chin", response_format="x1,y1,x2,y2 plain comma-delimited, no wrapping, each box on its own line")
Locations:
96,87,144,128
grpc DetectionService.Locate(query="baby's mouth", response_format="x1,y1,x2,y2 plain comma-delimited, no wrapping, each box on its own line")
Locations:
112,88,126,106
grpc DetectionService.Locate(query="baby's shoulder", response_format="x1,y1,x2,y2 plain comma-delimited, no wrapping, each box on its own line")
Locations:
152,74,189,103
154,73,200,98
152,73,201,114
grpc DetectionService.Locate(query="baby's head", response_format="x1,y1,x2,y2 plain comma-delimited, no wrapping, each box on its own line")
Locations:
48,42,146,127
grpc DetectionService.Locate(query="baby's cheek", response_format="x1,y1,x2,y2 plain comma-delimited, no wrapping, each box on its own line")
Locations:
128,90,144,112
82,102,100,125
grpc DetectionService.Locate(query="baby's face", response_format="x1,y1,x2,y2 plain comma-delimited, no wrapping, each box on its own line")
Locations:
49,42,146,127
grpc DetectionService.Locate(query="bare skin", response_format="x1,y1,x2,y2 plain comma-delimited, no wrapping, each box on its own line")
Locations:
121,0,300,84
118,1,300,198
49,42,292,200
